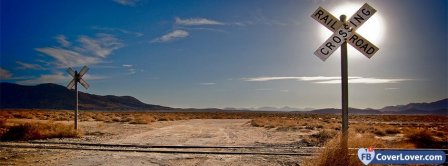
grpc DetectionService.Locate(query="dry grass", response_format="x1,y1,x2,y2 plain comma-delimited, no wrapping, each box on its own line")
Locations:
302,130,338,146
0,121,82,141
130,115,157,124
303,131,386,166
405,129,446,149
1,109,447,148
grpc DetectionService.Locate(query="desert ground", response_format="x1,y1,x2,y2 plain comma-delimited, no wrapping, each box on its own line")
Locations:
0,110,447,166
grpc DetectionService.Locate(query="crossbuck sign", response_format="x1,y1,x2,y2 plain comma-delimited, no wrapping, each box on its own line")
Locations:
311,3,379,61
67,66,89,130
310,3,379,160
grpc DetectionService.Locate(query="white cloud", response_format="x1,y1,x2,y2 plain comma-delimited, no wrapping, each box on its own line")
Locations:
36,47,102,67
127,68,136,75
36,33,123,68
92,26,144,37
385,87,399,90
55,35,71,47
16,61,45,70
316,78,412,84
243,76,411,84
175,17,224,26
0,68,12,79
122,64,137,75
200,82,216,85
243,76,358,82
78,33,124,58
113,0,139,6
151,30,189,43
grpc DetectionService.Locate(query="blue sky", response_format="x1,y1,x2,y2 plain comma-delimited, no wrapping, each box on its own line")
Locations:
1,0,447,109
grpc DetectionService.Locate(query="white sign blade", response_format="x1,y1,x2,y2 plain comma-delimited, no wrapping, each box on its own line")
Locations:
67,79,76,89
347,3,376,32
79,78,90,89
311,7,343,32
67,67,75,77
78,66,89,77
347,33,379,58
314,24,353,61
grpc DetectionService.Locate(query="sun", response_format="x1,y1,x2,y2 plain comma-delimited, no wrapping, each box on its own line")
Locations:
319,3,385,59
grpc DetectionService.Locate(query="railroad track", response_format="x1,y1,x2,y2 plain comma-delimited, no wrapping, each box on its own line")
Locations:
0,141,320,156
2,142,445,156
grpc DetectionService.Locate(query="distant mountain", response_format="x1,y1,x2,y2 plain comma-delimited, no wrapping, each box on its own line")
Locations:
0,82,171,111
297,99,447,115
379,98,448,112
307,108,382,115
1,82,446,115
223,106,314,112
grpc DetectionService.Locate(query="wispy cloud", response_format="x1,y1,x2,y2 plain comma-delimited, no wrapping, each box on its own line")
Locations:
0,67,12,79
16,61,46,70
92,26,144,37
385,87,400,90
200,82,216,85
175,17,224,26
151,30,189,43
122,64,137,75
77,33,124,58
36,47,102,68
316,78,412,84
243,76,354,82
36,33,123,68
243,76,412,84
113,0,139,6
55,35,71,47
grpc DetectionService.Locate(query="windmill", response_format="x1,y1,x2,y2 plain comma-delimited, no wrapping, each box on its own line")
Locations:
67,66,89,130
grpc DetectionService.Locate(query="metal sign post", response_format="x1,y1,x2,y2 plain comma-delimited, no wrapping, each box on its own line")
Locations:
311,3,379,162
67,66,89,130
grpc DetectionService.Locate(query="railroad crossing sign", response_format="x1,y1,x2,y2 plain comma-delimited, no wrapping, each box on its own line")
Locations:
311,3,379,61
67,65,89,130
310,3,379,162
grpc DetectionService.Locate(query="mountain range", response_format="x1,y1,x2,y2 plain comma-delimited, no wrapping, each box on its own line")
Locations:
0,82,170,110
0,82,446,115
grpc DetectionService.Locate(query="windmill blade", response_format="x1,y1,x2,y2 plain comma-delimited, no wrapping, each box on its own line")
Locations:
67,79,76,89
78,66,89,77
79,78,90,89
67,67,75,77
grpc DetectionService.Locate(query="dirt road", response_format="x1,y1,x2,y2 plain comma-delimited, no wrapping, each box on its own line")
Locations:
1,119,316,166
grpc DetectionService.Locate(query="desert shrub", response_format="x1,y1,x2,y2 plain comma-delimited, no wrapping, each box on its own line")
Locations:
373,128,386,136
12,112,34,119
0,118,6,127
157,117,169,121
305,126,315,130
303,132,385,166
112,117,122,122
406,129,444,148
130,115,156,124
0,122,81,141
93,114,110,122
310,130,337,146
385,128,401,135
250,117,300,129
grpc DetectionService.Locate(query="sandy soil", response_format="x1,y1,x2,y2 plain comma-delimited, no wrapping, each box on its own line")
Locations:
0,119,317,166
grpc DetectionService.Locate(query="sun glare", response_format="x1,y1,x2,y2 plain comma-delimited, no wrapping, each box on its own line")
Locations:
319,3,385,59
